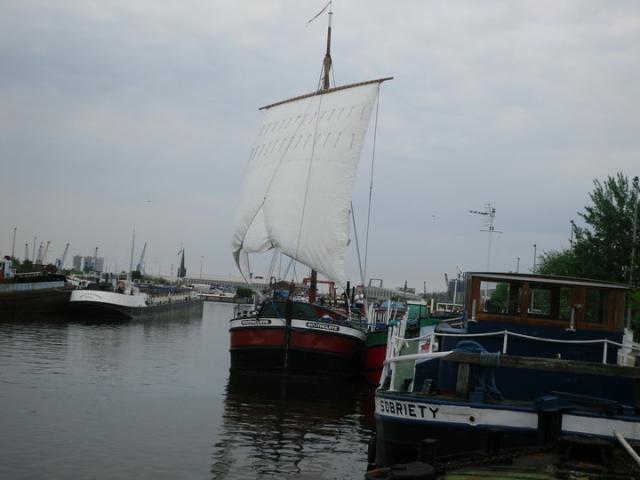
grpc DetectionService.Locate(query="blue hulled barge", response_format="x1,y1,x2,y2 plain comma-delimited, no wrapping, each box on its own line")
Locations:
372,272,640,471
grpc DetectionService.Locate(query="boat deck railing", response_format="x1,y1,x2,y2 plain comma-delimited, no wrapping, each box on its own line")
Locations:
0,281,66,292
386,329,640,366
147,293,197,305
398,350,640,410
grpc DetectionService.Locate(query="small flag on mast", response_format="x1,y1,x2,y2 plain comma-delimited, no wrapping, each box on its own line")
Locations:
307,1,332,25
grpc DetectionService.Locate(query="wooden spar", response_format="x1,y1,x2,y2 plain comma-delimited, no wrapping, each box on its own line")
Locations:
259,77,393,110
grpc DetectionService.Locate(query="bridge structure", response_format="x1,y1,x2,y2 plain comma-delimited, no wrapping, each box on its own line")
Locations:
184,274,423,304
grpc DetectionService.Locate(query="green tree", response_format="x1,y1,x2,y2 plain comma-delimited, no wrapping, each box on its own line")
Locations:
537,173,639,286
573,173,639,284
236,287,253,298
18,259,33,272
536,249,580,277
489,283,509,311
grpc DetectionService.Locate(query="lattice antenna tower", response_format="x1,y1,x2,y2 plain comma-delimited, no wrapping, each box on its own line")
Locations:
469,203,502,273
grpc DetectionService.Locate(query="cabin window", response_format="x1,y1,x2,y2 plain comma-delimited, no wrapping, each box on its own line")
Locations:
584,289,608,324
527,285,573,321
558,287,573,320
481,281,521,316
529,284,552,318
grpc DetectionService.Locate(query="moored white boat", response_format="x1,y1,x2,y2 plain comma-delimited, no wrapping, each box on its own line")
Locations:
67,284,202,320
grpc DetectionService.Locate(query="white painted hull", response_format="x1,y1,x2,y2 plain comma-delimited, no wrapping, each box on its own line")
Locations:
70,290,148,308
374,390,640,465
375,395,539,433
67,290,203,319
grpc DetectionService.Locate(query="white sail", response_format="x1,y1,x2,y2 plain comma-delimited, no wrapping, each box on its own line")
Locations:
232,80,386,285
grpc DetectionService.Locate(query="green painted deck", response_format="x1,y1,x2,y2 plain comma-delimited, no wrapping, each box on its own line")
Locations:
366,329,388,347
444,468,552,479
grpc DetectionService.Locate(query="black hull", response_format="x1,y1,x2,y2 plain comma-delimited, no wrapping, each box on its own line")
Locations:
373,414,538,467
67,298,204,320
0,287,74,321
230,346,285,371
230,345,364,377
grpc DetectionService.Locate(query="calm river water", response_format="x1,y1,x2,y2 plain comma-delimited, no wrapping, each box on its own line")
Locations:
0,302,375,479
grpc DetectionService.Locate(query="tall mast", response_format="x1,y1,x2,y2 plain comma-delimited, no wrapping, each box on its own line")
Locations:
321,5,333,92
310,3,333,304
127,229,135,287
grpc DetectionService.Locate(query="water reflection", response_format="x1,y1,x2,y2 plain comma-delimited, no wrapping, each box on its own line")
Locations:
0,319,70,378
0,304,375,479
0,311,209,480
211,372,373,479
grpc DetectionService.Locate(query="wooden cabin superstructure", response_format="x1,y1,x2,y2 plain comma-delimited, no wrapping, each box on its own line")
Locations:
465,272,628,333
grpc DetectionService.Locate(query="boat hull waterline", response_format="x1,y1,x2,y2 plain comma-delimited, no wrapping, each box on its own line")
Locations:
1,285,74,320
67,290,203,320
230,316,366,376
374,390,640,467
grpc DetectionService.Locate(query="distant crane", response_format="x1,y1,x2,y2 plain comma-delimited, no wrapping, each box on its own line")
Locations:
453,265,464,305
11,227,16,259
35,242,44,265
177,245,186,279
41,241,51,265
136,242,147,275
55,243,70,270
444,270,463,304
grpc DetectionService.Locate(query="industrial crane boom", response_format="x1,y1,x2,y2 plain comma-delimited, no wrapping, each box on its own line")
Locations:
136,242,147,275
55,243,70,269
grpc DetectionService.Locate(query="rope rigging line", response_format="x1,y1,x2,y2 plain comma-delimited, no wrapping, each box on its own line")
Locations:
293,88,325,264
266,249,279,284
292,260,299,284
282,256,295,282
315,61,327,93
350,201,366,294
363,91,381,283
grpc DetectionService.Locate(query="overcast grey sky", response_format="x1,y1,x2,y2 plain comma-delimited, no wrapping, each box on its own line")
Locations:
1,0,638,292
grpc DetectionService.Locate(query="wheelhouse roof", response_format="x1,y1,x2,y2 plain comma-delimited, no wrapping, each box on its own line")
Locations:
465,272,629,291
